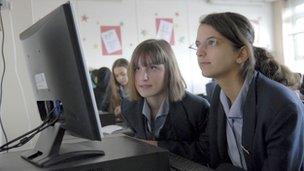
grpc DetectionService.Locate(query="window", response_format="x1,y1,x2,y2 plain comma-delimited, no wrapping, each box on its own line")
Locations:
283,0,304,73
294,16,304,60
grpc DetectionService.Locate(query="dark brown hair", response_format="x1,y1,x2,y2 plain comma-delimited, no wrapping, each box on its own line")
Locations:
200,12,255,78
254,46,301,89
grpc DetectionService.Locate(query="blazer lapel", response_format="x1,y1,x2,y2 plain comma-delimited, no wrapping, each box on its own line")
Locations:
211,86,229,163
217,104,229,160
158,101,181,140
242,73,258,168
136,99,148,139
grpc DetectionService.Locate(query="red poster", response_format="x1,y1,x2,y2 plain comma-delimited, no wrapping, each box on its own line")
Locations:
155,18,175,45
100,26,122,55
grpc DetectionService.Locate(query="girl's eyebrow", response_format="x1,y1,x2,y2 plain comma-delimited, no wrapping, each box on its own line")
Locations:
206,36,216,39
196,35,215,43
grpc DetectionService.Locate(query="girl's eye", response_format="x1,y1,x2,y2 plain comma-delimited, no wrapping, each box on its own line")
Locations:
150,65,157,70
207,38,217,47
134,67,140,71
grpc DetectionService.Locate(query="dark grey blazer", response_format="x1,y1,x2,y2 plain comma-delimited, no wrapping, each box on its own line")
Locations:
121,92,210,165
209,72,304,171
205,80,217,102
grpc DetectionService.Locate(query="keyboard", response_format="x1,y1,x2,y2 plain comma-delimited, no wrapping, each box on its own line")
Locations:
169,153,214,171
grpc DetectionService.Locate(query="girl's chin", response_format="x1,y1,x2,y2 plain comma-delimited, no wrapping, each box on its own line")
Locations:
201,71,213,78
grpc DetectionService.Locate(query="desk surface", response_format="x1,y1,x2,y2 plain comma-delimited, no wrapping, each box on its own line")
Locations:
0,135,169,171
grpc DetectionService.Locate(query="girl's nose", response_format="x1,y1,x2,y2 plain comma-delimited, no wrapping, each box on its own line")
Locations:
143,72,148,80
196,46,206,58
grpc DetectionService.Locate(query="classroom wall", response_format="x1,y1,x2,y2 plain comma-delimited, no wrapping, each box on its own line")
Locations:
0,0,42,150
0,0,274,150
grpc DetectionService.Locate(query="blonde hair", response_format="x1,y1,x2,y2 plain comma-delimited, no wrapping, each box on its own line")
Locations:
109,58,129,112
128,39,186,101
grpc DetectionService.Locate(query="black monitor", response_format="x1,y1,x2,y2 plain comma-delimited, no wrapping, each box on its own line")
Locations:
19,2,104,167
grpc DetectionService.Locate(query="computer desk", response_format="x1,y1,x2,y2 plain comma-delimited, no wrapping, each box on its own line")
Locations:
0,134,169,171
109,124,213,171
0,133,214,171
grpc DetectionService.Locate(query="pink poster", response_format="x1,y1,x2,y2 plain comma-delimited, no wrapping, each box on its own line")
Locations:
155,18,175,45
100,26,122,55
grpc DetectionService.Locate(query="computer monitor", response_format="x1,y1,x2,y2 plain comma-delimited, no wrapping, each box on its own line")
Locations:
19,2,104,167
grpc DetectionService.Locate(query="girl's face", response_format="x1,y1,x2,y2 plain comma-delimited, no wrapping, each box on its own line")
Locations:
113,66,128,86
134,59,166,99
196,24,241,80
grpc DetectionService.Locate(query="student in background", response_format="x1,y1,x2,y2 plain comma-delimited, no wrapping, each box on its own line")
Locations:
91,67,111,111
122,39,209,165
195,12,304,170
300,74,304,101
254,46,303,99
104,58,129,119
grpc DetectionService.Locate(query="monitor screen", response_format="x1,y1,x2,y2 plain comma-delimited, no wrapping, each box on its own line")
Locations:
19,2,104,167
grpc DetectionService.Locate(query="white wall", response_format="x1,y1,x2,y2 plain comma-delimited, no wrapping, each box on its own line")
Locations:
0,0,41,150
0,0,274,150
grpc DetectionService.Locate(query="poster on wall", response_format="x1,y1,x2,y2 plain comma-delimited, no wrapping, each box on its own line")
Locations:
100,26,122,55
155,18,175,45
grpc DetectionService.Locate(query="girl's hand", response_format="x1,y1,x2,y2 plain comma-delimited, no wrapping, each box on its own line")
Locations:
114,105,121,115
142,140,158,146
135,138,158,146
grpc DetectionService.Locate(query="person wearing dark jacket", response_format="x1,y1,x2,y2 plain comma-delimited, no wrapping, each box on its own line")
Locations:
195,12,304,170
92,67,111,111
121,39,209,165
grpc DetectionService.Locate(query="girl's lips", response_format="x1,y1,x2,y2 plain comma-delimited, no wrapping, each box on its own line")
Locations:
139,85,152,88
199,61,211,66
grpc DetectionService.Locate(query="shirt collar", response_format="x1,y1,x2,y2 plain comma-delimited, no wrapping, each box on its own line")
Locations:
220,71,254,119
142,99,151,122
142,97,169,121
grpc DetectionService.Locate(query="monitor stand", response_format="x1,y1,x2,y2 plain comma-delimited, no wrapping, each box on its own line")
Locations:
21,123,105,167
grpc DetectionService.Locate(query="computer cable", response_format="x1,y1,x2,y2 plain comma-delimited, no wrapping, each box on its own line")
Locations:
0,108,54,152
0,110,60,152
0,3,8,146
0,107,57,152
0,108,58,152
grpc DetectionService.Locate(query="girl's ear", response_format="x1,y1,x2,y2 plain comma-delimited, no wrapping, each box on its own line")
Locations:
236,46,249,64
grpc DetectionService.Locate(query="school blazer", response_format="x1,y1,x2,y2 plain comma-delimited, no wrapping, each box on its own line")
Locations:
209,72,304,171
121,92,210,165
